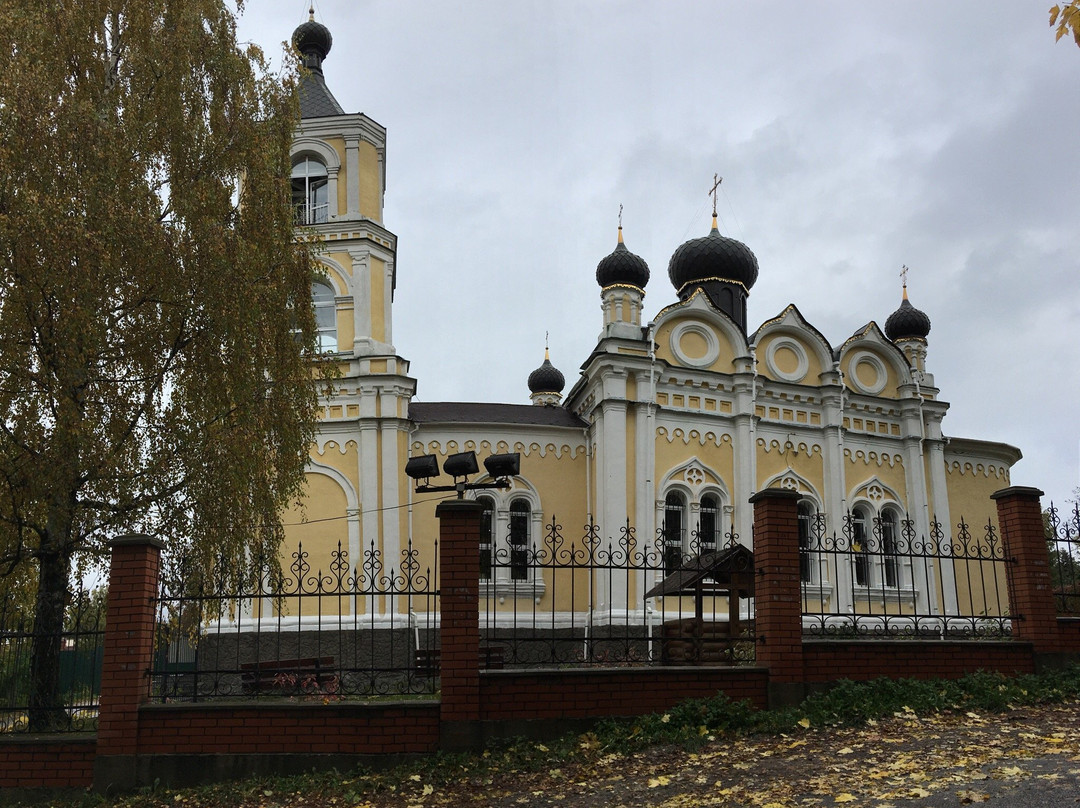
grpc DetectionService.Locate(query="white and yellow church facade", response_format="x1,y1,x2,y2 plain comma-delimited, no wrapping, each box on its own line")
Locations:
280,16,1020,624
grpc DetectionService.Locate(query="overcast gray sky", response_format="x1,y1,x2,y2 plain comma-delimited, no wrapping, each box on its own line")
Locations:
238,1,1080,513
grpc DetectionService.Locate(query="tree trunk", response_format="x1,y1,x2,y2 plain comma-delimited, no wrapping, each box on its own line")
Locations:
28,549,72,732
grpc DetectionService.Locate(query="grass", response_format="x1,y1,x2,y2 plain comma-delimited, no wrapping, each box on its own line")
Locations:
22,666,1080,807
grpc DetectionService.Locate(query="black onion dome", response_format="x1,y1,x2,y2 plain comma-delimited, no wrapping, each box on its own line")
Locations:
528,356,565,394
885,295,931,340
293,18,333,65
596,232,650,290
667,224,759,294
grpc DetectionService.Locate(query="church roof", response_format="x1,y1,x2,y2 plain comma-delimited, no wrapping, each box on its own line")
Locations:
298,73,346,119
410,402,587,428
293,15,346,119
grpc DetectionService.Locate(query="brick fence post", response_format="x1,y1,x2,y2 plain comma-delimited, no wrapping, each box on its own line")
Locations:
750,488,804,707
94,534,164,793
992,486,1062,656
437,499,483,750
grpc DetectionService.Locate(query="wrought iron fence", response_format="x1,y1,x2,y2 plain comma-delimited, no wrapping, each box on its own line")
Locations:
480,517,756,668
150,538,439,701
1046,500,1080,614
801,512,1014,639
0,587,105,733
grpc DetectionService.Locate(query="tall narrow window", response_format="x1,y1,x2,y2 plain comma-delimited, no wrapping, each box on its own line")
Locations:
852,506,870,586
312,281,337,352
508,499,530,581
879,508,900,587
698,494,720,554
477,496,495,581
663,492,686,575
291,157,329,224
798,501,816,583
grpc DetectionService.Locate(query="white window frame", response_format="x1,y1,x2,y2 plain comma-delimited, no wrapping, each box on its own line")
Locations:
311,280,338,353
849,501,911,595
291,156,330,225
470,488,545,600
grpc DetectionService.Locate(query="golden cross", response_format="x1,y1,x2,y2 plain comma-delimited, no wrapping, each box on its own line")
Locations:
708,174,723,217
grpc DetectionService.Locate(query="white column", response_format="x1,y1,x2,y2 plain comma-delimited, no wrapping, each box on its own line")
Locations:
348,249,372,354
345,135,360,218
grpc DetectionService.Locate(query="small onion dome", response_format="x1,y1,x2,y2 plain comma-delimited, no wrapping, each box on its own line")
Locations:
596,228,650,290
293,14,333,71
528,352,565,395
667,218,759,295
884,290,931,340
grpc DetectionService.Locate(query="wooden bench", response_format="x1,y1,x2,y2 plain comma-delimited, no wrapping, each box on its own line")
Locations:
240,657,336,694
414,645,505,675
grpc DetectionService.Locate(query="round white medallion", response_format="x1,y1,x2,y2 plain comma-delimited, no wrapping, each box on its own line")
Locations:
765,337,809,383
848,351,888,395
670,322,720,368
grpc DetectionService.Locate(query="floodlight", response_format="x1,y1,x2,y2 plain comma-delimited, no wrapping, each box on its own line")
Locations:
405,454,440,481
442,451,479,479
483,452,520,479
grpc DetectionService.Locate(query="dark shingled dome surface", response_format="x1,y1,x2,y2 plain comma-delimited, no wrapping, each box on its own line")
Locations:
527,358,566,394
885,297,932,340
668,226,759,293
596,240,650,290
293,19,333,60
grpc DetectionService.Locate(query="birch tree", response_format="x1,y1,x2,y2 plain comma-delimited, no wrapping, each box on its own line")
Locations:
0,0,320,730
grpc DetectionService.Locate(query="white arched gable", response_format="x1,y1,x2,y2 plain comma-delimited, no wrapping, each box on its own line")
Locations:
751,305,834,381
470,475,541,510
848,475,903,510
839,323,912,388
658,457,730,502
655,291,751,362
761,467,822,507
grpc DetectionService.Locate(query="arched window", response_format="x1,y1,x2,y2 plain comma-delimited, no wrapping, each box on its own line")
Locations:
663,492,687,574
697,494,721,554
851,505,871,587
312,281,337,353
797,500,817,583
879,507,901,588
477,495,495,581
508,498,530,581
292,157,329,224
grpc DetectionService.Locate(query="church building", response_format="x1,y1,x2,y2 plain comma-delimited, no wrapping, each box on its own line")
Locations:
281,16,1021,621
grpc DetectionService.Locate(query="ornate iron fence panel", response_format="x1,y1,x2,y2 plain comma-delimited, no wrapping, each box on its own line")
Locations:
150,539,439,701
801,512,1014,639
480,516,756,668
1047,500,1080,614
0,586,105,733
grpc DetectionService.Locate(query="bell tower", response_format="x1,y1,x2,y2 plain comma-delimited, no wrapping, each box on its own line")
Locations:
288,10,415,570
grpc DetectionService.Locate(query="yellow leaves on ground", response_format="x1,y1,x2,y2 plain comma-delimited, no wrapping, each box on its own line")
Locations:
647,775,671,788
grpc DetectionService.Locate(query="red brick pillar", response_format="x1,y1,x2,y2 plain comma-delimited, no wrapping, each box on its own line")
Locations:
94,534,164,792
437,499,483,749
992,486,1061,654
750,488,805,707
